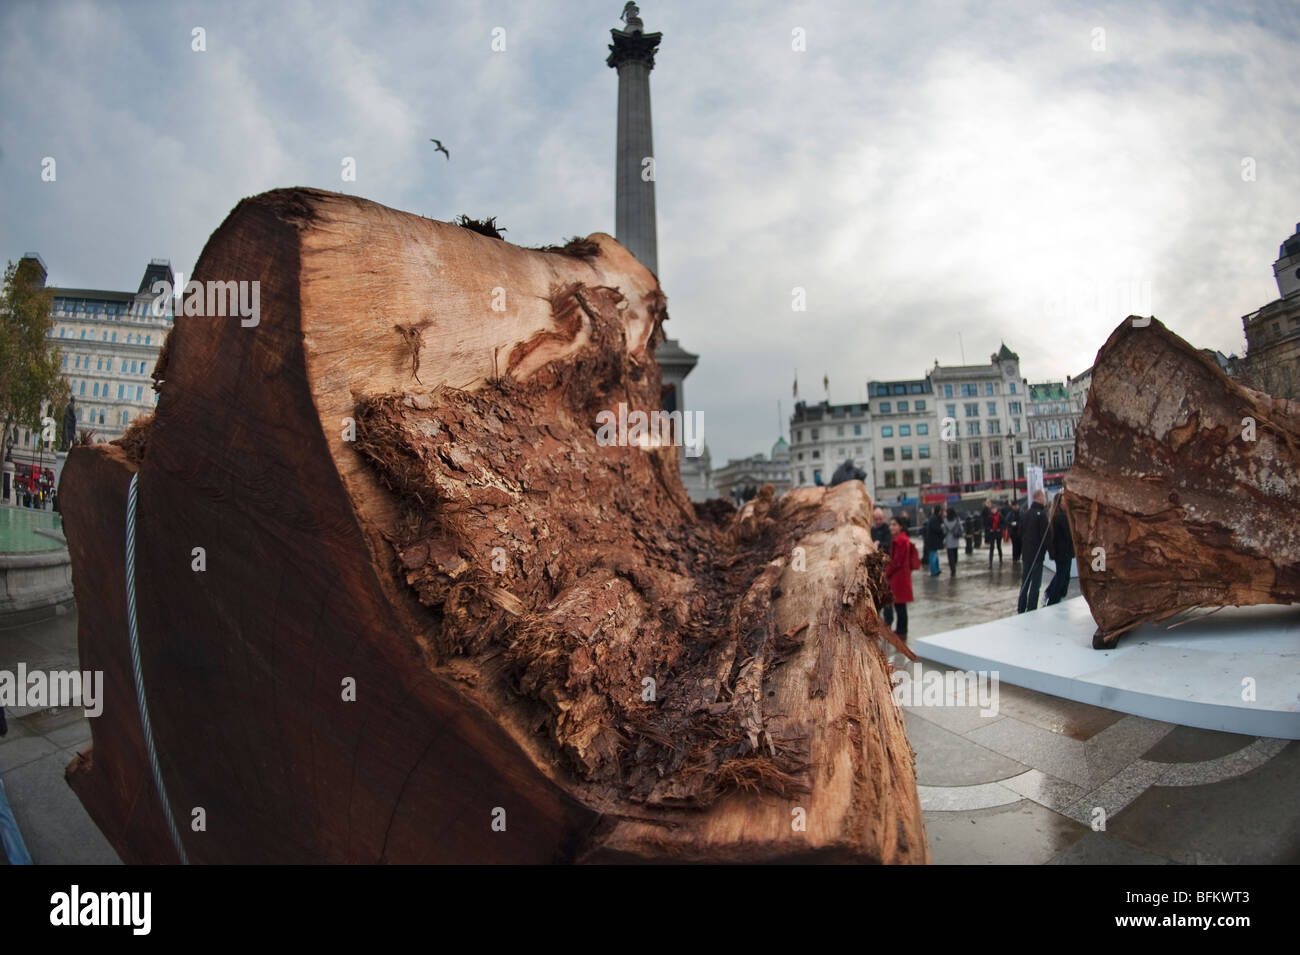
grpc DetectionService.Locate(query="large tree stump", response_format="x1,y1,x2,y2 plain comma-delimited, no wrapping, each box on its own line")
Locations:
1062,317,1300,648
60,187,927,863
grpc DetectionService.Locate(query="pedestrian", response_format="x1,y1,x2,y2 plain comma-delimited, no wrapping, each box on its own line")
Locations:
1044,495,1075,606
1017,490,1050,613
885,517,918,639
1008,500,1023,561
924,505,945,576
0,708,34,865
870,507,895,628
942,507,963,575
983,503,1003,566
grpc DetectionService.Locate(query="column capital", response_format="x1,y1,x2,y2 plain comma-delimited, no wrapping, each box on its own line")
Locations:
607,28,662,69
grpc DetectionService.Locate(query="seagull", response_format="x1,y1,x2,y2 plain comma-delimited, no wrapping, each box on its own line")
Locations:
429,139,450,160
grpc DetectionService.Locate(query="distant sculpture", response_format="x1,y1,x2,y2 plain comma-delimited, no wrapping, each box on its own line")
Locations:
621,2,643,31
830,458,867,487
61,397,77,452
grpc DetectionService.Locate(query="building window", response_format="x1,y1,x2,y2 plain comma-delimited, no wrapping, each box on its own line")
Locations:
917,423,929,436
1009,383,1017,394
893,385,905,395
970,463,983,481
991,462,1003,480
901,446,913,460
899,425,911,436
949,443,961,460
949,465,962,483
852,423,861,436
910,383,923,394
814,469,823,484
944,384,953,397
946,403,957,417
985,382,995,395
969,443,981,459
80,382,86,396
811,428,819,440
1065,450,1074,466
920,468,932,484
835,425,844,436
797,452,804,461
918,445,931,459
837,447,846,457
117,385,124,399
1051,449,1062,468
1049,421,1059,440
986,402,996,416
964,403,978,417
1009,401,1021,414
966,422,980,436
881,426,894,437
884,471,897,487
898,401,908,412
92,383,99,397
1038,452,1047,466
812,450,821,459
915,400,926,411
902,469,915,486
798,470,806,484
961,384,978,397
883,447,895,461
136,385,143,400
879,402,891,413
988,420,1000,434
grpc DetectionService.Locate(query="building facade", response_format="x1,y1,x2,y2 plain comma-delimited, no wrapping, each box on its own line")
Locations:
1026,381,1080,472
867,378,937,502
928,345,1028,486
1240,221,1300,400
712,437,791,505
7,253,172,471
788,401,873,490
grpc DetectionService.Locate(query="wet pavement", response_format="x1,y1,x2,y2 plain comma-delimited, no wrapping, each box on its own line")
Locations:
891,546,1299,864
1,546,1295,864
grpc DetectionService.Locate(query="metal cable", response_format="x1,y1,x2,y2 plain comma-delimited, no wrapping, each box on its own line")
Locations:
126,472,190,864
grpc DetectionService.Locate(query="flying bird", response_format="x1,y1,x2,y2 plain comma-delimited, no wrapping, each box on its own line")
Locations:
429,138,450,160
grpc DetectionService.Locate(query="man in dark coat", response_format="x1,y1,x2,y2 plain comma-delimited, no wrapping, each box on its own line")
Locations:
924,506,945,576
1017,490,1049,613
1044,499,1075,606
870,507,895,627
1006,500,1023,561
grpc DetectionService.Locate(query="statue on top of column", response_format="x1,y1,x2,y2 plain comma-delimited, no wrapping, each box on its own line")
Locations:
621,3,643,33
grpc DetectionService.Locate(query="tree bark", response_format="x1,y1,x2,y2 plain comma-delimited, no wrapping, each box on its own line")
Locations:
1062,317,1300,648
60,187,927,863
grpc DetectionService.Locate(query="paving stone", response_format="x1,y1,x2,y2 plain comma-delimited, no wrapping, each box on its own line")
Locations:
2,751,120,865
1142,724,1257,763
1106,740,1300,864
994,681,1125,741
967,715,1091,786
904,710,1028,786
924,800,1089,865
0,734,57,773
1047,831,1175,865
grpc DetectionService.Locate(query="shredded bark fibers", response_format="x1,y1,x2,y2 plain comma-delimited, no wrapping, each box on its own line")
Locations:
354,282,885,810
454,215,507,239
533,236,601,258
111,414,153,465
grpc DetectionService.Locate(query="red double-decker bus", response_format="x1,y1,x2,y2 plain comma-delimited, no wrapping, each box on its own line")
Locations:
920,473,1067,509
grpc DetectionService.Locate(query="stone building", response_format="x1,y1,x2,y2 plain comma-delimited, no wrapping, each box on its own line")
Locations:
867,378,937,502
928,344,1028,486
788,401,873,490
712,437,791,505
7,254,172,471
1240,221,1300,399
1025,381,1080,472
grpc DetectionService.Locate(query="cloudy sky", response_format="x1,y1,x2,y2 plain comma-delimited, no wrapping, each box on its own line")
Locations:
2,0,1297,463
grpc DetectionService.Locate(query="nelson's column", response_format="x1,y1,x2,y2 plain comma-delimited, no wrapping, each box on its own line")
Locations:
607,3,711,500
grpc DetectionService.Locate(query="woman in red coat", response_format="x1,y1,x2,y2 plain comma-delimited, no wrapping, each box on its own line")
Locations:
886,517,916,638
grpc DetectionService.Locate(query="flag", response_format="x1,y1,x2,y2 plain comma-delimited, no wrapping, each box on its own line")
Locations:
823,373,829,393
792,373,798,399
